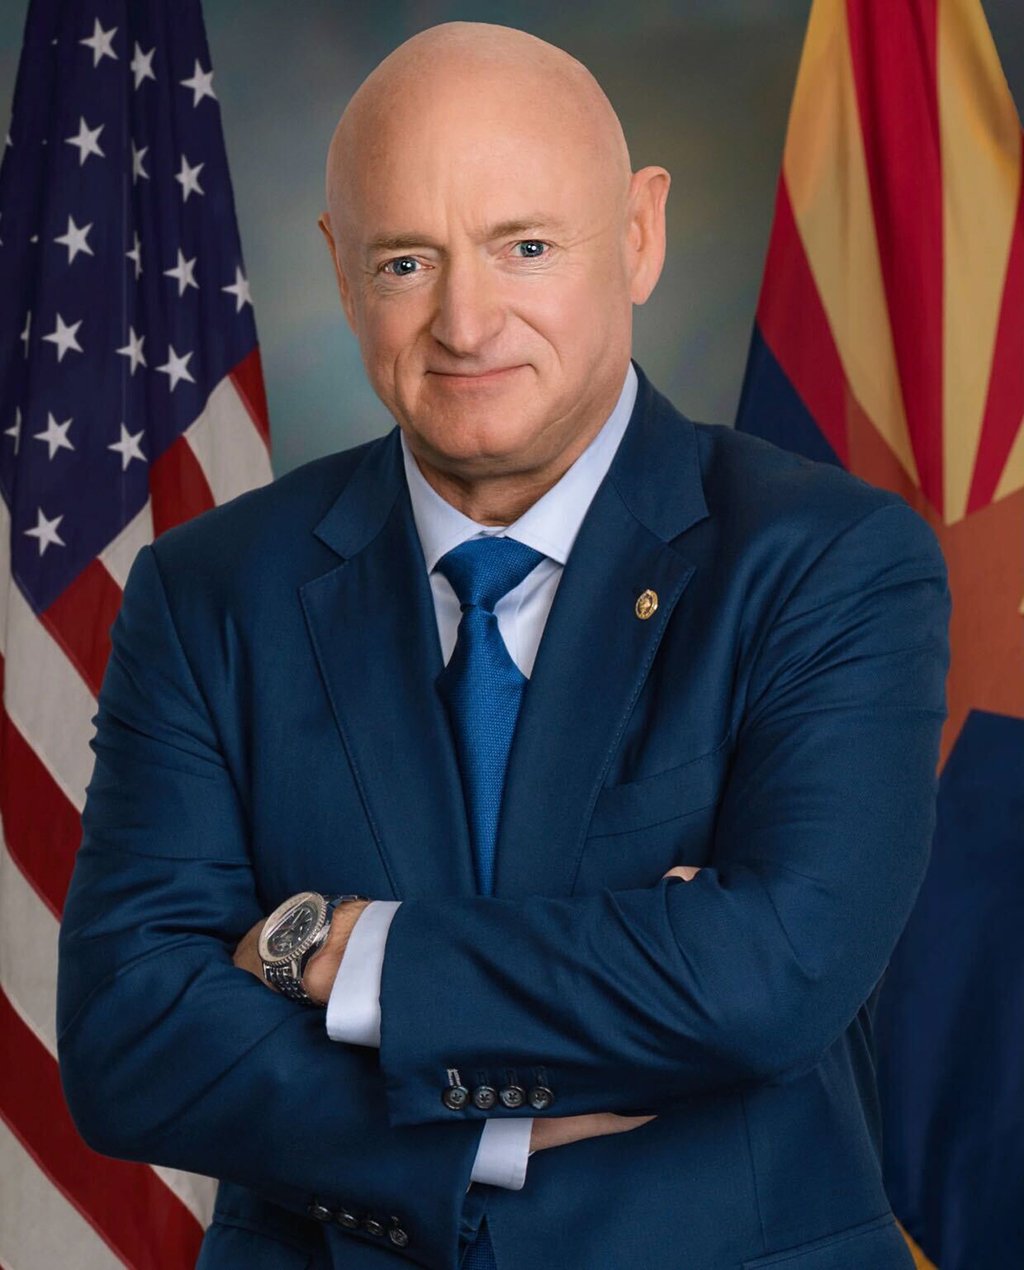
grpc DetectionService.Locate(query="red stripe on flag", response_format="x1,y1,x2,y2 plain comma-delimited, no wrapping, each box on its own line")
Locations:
756,176,851,464
230,344,272,449
968,136,1024,514
41,559,123,699
0,988,204,1270
846,0,944,515
0,691,81,919
149,434,215,538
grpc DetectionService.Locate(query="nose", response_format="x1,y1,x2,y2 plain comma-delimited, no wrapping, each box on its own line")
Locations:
429,249,506,357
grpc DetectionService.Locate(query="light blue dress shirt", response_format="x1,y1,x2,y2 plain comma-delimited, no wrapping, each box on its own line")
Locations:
326,361,638,1191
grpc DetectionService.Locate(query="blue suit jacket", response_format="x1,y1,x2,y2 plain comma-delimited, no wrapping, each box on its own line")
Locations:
57,364,950,1269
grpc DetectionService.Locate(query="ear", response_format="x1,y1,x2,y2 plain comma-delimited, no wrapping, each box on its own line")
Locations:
623,166,671,306
317,210,358,334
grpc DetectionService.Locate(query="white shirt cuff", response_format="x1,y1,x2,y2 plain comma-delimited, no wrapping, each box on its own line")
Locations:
325,900,401,1046
469,1117,533,1191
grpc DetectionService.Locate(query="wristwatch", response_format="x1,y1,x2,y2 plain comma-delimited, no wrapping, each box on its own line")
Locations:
258,890,369,1004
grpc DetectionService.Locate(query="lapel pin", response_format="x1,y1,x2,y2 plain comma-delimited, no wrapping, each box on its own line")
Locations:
635,588,658,620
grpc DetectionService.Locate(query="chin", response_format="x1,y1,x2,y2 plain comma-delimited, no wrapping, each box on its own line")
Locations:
408,403,547,471
420,424,541,473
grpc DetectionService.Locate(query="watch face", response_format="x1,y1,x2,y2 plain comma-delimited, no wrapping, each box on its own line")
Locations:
265,898,320,957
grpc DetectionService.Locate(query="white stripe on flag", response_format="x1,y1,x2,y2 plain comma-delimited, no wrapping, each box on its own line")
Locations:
4,581,97,813
0,1118,123,1270
152,1164,217,1229
0,497,9,656
0,828,59,1055
99,501,153,592
186,376,273,506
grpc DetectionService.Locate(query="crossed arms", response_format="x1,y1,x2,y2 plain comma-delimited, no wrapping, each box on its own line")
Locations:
56,498,949,1269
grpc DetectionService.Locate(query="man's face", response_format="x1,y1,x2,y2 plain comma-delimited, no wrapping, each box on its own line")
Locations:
325,86,636,483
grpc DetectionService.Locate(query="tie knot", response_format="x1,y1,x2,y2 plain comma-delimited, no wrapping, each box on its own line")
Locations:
436,536,545,612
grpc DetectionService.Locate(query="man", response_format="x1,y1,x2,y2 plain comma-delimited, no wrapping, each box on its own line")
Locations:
57,20,950,1270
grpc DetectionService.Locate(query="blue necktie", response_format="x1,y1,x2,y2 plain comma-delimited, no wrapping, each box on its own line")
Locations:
435,535,544,1270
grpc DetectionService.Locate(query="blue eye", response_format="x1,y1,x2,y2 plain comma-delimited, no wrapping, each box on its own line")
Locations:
382,256,419,276
514,240,548,258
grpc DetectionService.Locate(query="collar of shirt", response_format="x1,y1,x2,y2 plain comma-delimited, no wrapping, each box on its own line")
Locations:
400,360,638,572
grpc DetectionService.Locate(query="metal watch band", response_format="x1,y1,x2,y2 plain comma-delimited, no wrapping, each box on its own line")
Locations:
264,892,370,1005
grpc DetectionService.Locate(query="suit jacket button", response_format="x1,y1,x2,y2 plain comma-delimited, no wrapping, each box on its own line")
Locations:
472,1085,497,1110
362,1216,386,1237
442,1084,469,1110
335,1208,359,1230
499,1085,525,1108
528,1085,554,1110
307,1201,334,1222
388,1221,410,1247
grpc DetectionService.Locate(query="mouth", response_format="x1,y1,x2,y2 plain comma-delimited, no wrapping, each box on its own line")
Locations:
427,365,524,387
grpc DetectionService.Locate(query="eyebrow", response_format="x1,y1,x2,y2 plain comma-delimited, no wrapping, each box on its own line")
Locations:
365,215,568,256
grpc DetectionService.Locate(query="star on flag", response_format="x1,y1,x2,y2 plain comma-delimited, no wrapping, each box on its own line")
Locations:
54,215,94,264
132,141,150,184
130,41,156,89
164,248,199,296
108,422,147,471
156,343,196,391
64,115,105,165
116,326,147,374
79,18,117,68
33,411,75,460
222,266,252,312
174,153,205,202
24,506,66,556
180,60,217,107
42,313,83,361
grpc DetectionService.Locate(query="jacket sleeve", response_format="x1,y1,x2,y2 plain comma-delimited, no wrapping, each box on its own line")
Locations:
326,902,533,1189
374,500,951,1128
56,543,484,1270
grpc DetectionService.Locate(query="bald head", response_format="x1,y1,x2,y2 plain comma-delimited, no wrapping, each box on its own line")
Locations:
325,22,632,236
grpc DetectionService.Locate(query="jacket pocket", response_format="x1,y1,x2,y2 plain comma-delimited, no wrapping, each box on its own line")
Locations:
587,738,730,838
741,1211,913,1269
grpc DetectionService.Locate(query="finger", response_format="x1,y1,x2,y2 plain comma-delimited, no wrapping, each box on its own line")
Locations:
662,864,701,882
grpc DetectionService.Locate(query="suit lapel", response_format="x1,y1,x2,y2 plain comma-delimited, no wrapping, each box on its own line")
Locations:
299,431,476,900
298,366,709,903
494,366,710,899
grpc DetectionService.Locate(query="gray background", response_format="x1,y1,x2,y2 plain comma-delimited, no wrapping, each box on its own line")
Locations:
2,1,1022,477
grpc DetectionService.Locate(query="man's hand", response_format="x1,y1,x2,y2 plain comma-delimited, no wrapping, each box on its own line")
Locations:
529,862,702,1155
529,1111,657,1154
663,864,701,883
232,899,373,1004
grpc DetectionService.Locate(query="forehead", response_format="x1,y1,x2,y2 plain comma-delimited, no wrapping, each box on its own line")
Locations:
345,88,605,242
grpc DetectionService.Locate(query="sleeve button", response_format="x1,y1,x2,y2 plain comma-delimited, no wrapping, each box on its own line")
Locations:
528,1085,554,1110
472,1084,497,1110
499,1085,525,1108
307,1202,334,1222
388,1221,410,1247
362,1216,386,1237
335,1208,360,1230
442,1084,469,1110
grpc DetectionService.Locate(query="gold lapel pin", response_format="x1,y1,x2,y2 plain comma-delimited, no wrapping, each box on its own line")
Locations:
635,588,658,620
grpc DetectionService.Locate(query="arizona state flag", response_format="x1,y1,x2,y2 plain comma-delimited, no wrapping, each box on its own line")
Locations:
736,3,1024,1267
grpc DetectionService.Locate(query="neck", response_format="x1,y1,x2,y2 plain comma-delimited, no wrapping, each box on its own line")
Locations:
410,458,567,525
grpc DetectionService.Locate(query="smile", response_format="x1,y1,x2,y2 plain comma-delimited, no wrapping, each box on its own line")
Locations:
428,366,524,387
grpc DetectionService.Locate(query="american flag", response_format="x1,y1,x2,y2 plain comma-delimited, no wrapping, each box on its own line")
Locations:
0,1,272,1264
